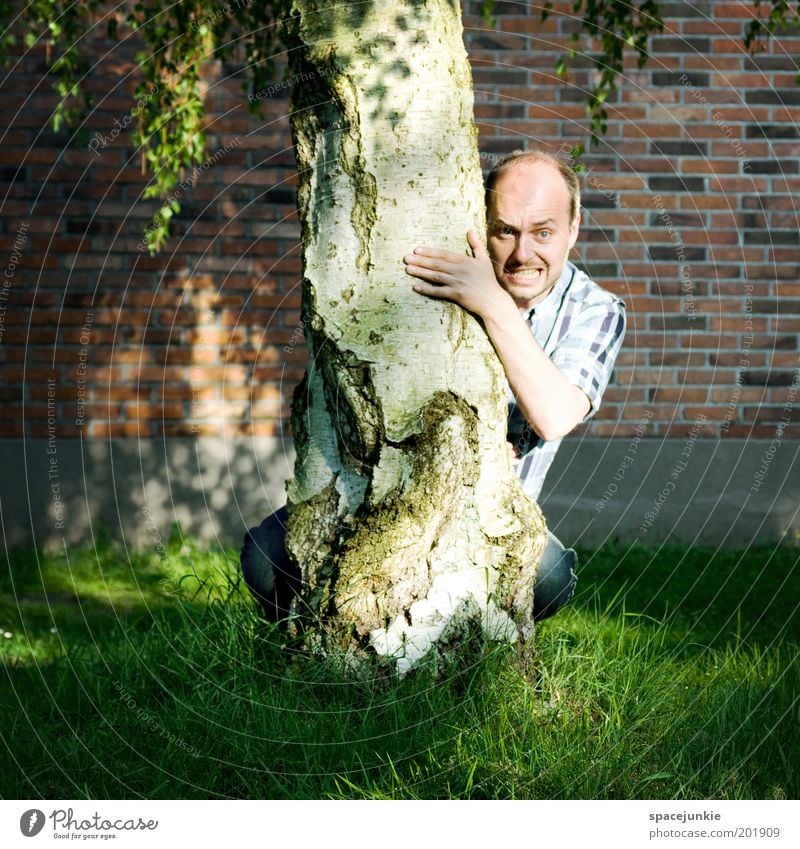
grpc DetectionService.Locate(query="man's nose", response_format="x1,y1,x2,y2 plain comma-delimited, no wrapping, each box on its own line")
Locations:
512,233,537,265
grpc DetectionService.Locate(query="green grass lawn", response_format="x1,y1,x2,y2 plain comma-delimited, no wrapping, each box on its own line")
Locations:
1,529,798,799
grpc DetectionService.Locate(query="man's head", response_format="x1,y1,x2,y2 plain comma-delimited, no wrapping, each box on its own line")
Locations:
485,150,581,309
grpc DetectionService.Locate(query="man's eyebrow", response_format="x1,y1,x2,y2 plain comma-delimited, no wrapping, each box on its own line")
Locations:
489,216,558,229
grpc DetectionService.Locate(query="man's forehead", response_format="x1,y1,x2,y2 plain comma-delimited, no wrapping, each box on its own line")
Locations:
489,162,572,218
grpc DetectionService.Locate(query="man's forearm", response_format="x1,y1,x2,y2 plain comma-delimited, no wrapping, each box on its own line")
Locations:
482,297,590,442
403,231,591,441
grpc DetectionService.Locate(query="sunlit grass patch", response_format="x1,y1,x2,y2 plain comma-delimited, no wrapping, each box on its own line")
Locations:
0,526,241,667
1,534,798,799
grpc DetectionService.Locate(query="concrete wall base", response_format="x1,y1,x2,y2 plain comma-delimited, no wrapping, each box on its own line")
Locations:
2,437,797,553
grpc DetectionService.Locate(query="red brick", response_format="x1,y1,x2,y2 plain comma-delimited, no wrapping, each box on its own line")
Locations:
682,159,739,174
248,421,279,437
589,422,654,437
93,386,152,401
161,386,216,405
133,367,188,382
768,384,800,402
616,368,677,386
681,195,740,209
649,351,707,367
0,423,24,436
602,387,646,402
770,353,800,367
683,406,741,421
90,423,152,437
719,425,780,438
126,403,186,420
711,354,767,369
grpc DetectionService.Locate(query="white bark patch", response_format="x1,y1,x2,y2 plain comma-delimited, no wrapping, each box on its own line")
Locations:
370,572,520,676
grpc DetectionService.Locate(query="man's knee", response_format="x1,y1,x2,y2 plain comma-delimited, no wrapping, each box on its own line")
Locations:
240,506,299,622
532,531,578,622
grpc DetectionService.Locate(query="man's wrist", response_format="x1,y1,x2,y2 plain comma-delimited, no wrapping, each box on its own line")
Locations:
481,289,521,331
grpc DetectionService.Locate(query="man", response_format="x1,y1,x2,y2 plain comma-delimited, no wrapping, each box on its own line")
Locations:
241,150,625,623
403,150,625,620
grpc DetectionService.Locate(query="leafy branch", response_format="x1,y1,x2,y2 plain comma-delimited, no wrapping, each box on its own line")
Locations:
743,0,800,83
744,0,800,48
0,0,284,252
543,0,664,158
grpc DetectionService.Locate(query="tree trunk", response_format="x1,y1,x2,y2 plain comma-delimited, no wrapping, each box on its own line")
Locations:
283,0,546,673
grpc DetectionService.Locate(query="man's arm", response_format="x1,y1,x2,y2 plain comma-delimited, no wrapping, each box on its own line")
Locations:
481,298,591,441
404,230,590,442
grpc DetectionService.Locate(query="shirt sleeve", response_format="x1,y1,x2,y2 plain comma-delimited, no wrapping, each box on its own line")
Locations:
550,296,626,420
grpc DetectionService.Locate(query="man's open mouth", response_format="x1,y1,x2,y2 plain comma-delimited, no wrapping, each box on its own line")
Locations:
507,267,544,281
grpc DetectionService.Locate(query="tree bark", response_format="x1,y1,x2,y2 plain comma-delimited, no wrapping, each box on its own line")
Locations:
283,0,546,673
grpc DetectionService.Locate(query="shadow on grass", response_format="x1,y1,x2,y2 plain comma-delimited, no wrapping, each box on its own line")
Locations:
1,536,798,799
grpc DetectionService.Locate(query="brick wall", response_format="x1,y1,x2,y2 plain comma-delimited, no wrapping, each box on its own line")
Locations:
1,0,799,444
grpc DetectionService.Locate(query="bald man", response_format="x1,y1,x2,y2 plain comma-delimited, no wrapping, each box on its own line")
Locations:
403,149,626,620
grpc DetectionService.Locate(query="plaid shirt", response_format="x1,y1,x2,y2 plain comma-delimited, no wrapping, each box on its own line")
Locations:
507,261,626,501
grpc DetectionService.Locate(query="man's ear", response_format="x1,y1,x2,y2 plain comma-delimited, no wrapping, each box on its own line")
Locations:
568,211,581,250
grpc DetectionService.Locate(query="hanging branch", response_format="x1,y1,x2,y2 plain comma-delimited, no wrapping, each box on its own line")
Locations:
1,0,283,252
543,0,664,159
744,0,800,54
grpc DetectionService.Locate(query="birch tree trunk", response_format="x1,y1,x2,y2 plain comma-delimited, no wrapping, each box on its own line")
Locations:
283,0,547,673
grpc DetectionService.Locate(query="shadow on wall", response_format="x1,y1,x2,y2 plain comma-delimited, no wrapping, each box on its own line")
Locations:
540,437,800,549
2,435,799,553
0,437,294,553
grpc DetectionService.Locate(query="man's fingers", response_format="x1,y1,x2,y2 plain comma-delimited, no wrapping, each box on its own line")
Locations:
404,252,465,283
405,246,462,263
467,229,488,259
404,254,445,272
404,262,449,284
411,280,452,299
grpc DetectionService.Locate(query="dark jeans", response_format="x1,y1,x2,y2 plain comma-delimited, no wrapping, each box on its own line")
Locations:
240,507,577,624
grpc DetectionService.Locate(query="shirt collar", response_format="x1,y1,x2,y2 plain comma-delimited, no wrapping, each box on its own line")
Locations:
522,261,576,323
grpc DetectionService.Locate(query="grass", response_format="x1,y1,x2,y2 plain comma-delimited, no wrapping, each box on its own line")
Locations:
1,528,798,799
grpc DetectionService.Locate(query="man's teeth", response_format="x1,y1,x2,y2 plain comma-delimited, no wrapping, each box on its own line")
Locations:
512,269,542,278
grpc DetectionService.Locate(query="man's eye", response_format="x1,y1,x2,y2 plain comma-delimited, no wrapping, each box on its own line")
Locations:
537,230,551,239
498,226,515,236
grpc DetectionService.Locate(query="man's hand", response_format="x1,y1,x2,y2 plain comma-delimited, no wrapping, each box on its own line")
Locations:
507,441,520,469
404,229,591,443
403,229,512,321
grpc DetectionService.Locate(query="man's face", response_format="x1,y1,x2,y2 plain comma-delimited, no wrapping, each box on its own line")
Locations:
487,161,580,310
